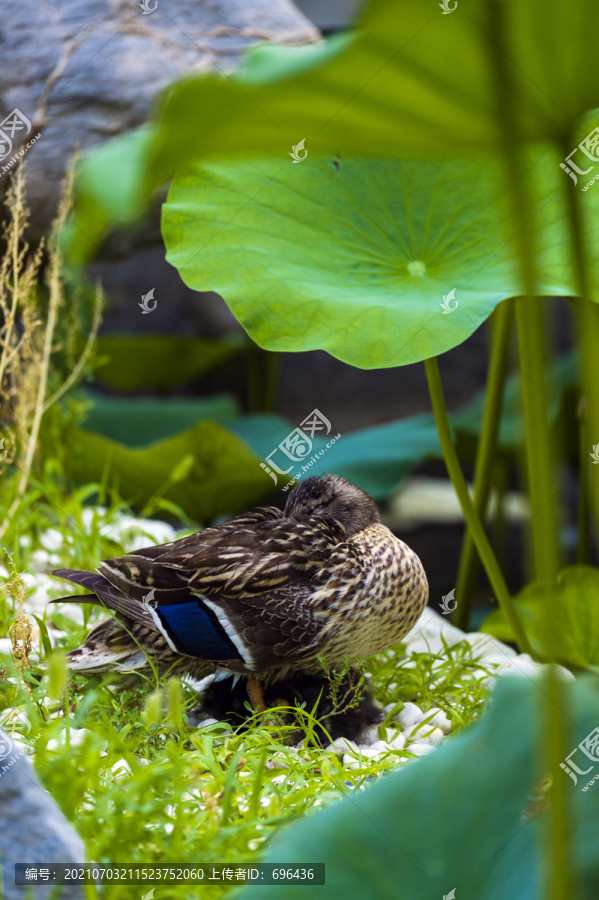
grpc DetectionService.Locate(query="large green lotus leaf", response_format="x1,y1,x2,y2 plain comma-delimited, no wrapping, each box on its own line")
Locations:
93,334,246,392
482,566,599,670
236,676,599,900
81,392,239,446
147,0,599,175
230,411,441,499
163,154,593,368
64,421,272,522
67,0,599,265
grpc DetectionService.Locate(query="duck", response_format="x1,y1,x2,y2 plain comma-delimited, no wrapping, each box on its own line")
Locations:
51,474,429,712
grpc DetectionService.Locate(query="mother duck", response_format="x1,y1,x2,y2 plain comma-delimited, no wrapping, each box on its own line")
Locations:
52,475,429,710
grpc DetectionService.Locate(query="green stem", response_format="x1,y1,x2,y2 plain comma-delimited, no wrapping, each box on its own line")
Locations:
263,351,279,412
484,0,560,583
246,346,261,413
577,397,591,564
515,298,560,579
424,356,533,655
453,299,515,629
491,455,509,561
543,671,574,900
246,347,280,412
484,4,570,897
560,144,599,534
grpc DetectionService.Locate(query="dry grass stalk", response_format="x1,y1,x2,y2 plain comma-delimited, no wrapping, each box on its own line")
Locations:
3,552,32,677
0,161,102,542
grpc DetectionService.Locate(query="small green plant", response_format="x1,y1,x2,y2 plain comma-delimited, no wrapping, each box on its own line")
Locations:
317,654,366,719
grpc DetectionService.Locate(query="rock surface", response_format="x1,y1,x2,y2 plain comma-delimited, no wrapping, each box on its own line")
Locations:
0,728,84,899
1,0,319,240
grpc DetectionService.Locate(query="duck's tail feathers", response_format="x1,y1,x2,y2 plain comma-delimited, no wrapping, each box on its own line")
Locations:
51,568,156,676
66,618,152,675
51,568,154,625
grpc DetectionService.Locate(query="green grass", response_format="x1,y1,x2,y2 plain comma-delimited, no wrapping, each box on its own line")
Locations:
0,496,492,900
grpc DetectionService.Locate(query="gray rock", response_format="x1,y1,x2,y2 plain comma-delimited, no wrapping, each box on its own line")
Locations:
0,729,84,899
0,0,319,240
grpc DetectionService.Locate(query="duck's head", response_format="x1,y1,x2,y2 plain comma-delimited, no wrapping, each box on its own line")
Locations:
284,475,380,538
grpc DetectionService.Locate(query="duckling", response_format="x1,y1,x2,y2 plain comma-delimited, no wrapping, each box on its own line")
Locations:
51,475,428,712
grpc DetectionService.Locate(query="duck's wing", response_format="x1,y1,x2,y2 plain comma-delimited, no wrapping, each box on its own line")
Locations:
52,509,344,674
116,509,345,600
217,581,325,672
100,513,344,670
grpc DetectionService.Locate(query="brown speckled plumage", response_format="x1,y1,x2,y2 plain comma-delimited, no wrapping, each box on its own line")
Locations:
52,475,429,695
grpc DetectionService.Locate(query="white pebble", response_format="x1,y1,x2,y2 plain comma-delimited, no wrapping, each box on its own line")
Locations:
555,665,576,683
423,707,452,734
368,740,391,754
265,756,289,770
356,747,381,759
330,737,359,756
478,653,513,670
425,727,445,747
45,729,89,750
395,702,424,729
357,725,381,746
40,529,65,552
408,742,436,757
407,637,443,656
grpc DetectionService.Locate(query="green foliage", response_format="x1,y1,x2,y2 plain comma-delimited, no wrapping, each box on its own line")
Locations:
163,154,596,368
1,494,493,899
82,392,239,446
231,411,441,500
64,421,273,522
482,566,599,670
68,348,577,514
236,676,599,900
94,334,246,392
453,350,578,451
6,0,599,894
